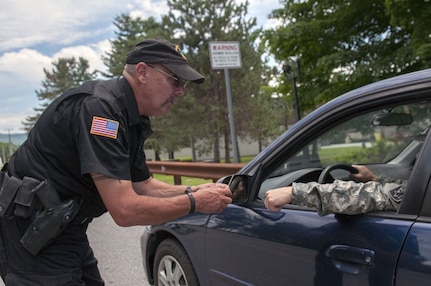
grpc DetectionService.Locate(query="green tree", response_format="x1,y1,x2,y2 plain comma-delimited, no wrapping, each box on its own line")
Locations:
22,57,97,132
162,0,266,162
102,14,168,77
248,88,286,152
385,0,431,65
264,0,431,116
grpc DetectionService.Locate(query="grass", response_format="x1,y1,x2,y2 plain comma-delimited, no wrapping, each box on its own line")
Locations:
152,173,212,185
318,146,364,165
172,155,255,164
155,147,364,185
152,156,254,185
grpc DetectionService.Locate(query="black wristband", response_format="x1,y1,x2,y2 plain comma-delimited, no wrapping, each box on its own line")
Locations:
185,186,195,214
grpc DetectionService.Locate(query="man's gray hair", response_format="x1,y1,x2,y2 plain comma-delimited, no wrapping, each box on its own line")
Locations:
124,64,136,75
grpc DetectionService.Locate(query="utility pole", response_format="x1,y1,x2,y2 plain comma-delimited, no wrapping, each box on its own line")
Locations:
5,128,13,158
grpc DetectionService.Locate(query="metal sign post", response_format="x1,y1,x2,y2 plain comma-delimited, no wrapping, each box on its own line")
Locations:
209,41,242,163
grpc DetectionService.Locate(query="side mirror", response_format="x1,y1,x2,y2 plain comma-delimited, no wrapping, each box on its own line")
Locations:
371,113,412,126
217,175,248,203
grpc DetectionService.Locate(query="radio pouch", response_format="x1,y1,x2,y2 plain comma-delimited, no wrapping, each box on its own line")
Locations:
0,174,21,217
14,177,41,219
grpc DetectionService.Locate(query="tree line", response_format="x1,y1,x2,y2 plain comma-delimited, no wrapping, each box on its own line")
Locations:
22,0,431,162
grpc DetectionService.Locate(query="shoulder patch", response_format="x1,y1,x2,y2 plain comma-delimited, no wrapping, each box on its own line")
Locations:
389,186,405,203
90,116,119,139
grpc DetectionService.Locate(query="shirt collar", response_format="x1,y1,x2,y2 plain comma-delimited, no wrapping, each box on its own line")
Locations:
118,77,153,139
118,77,147,125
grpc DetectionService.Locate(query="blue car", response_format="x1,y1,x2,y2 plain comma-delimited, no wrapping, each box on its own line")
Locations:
141,68,431,286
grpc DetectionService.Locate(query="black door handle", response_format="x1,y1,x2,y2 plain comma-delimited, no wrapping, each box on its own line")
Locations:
325,245,375,274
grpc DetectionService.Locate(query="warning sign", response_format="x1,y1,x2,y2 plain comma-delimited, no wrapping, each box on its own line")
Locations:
209,41,242,69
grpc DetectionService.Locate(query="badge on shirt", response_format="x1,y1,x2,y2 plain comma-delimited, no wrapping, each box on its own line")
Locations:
90,116,119,139
389,185,405,203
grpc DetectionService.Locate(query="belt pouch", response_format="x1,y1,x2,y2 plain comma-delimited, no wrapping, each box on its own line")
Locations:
14,177,41,218
0,175,21,217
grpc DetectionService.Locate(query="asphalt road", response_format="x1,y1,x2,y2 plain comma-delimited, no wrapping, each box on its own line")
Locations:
87,213,150,286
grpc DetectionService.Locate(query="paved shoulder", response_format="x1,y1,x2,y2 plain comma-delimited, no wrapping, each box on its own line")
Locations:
87,213,149,286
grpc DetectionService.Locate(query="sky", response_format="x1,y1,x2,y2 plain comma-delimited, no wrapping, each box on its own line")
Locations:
0,0,281,134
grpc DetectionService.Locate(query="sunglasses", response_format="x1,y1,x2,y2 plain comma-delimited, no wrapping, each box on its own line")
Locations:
147,64,189,88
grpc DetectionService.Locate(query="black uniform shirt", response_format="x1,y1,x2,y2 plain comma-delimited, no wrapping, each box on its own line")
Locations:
9,77,152,217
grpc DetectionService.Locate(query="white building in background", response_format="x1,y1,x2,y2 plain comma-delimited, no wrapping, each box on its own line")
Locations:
146,137,261,162
0,133,262,163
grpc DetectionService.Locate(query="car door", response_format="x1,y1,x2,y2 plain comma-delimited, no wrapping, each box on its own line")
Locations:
205,99,431,286
205,203,414,285
395,129,431,285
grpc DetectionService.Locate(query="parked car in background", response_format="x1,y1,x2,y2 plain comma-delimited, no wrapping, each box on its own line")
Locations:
141,68,431,286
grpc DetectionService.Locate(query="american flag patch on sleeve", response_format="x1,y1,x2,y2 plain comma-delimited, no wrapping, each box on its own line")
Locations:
90,116,119,139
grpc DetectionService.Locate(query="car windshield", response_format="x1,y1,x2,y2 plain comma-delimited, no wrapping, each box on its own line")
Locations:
267,100,431,179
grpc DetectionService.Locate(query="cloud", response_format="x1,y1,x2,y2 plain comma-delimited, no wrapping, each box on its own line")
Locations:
0,0,281,134
0,111,34,133
0,49,51,124
0,41,113,133
0,0,124,52
0,48,51,79
128,0,168,19
240,0,282,29
52,40,110,74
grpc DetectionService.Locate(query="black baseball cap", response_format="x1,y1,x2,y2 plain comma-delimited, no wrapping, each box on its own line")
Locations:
126,39,205,83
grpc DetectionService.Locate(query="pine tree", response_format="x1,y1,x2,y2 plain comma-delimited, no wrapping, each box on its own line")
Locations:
22,57,97,132
162,0,266,162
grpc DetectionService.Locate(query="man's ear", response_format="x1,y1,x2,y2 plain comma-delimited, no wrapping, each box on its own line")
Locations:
135,62,148,82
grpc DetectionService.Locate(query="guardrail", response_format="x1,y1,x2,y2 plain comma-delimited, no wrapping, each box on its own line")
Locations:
146,161,245,185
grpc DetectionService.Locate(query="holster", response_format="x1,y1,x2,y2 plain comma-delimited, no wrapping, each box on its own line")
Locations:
0,168,81,256
20,198,81,256
19,181,81,256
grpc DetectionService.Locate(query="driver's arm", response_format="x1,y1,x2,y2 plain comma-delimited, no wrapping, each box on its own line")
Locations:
265,180,402,215
350,165,407,185
263,165,378,212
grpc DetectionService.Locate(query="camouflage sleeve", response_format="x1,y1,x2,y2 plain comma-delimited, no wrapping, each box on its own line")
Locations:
376,174,406,185
291,180,404,216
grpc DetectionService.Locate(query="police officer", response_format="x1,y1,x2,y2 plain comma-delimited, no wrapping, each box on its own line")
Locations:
264,165,406,215
0,38,232,285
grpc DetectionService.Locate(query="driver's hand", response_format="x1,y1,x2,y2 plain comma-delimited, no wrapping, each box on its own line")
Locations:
265,187,293,212
349,165,378,182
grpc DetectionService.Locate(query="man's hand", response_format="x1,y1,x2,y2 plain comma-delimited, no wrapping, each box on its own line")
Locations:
264,187,293,212
193,183,232,213
192,182,227,192
349,165,378,182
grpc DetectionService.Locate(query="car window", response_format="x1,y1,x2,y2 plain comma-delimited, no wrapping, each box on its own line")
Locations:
258,100,431,200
